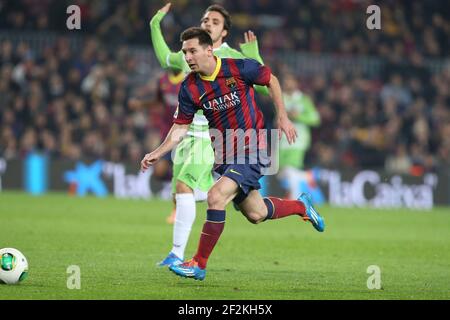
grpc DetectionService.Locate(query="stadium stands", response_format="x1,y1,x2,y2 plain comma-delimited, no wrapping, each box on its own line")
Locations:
0,0,449,173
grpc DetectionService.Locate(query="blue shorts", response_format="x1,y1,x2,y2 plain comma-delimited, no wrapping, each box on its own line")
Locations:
214,154,269,204
162,152,173,163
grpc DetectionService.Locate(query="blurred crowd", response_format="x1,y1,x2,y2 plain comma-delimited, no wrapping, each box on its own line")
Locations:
293,64,450,174
0,0,449,174
1,0,448,57
0,37,158,164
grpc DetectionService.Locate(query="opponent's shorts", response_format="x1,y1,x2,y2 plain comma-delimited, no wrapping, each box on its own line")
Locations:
161,151,173,163
171,135,215,194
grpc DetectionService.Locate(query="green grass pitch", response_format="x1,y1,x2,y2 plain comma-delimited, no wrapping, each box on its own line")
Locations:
0,192,449,300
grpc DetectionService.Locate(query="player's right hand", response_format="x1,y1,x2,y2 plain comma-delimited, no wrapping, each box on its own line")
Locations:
159,3,171,14
141,152,160,172
244,30,257,43
277,115,298,145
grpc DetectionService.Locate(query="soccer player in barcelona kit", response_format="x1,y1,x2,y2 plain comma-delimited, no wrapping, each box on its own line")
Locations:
141,28,325,280
150,3,270,267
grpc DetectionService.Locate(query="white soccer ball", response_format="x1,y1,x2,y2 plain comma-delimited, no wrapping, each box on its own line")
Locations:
0,248,29,284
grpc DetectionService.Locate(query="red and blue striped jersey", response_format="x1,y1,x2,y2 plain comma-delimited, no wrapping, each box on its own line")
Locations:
173,57,271,161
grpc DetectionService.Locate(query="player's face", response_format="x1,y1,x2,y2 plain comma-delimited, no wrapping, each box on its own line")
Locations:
182,38,213,73
200,11,228,45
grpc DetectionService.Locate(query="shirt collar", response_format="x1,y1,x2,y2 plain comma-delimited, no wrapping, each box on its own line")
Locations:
199,56,222,81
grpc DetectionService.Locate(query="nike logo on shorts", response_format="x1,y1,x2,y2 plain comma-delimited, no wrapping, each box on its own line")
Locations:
229,169,242,176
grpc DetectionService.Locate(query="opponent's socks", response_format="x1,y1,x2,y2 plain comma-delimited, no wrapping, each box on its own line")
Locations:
263,197,306,220
193,209,225,269
171,193,196,260
194,189,208,202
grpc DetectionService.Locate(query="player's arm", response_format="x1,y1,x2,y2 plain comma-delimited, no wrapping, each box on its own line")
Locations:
240,31,264,64
150,3,187,71
141,82,197,171
141,123,189,171
241,58,297,144
266,74,298,144
239,31,269,96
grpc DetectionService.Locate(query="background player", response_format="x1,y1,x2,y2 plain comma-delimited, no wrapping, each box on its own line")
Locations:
278,72,321,198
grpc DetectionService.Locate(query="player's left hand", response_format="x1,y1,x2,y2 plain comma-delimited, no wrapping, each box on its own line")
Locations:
243,30,257,43
159,3,172,14
277,115,298,144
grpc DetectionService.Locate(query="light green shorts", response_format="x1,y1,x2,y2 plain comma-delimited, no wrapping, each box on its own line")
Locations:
171,135,215,193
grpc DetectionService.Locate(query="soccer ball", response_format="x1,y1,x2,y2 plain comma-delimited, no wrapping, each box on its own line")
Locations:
0,248,29,284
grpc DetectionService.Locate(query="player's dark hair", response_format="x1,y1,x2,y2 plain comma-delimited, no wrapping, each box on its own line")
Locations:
180,27,213,47
204,4,232,32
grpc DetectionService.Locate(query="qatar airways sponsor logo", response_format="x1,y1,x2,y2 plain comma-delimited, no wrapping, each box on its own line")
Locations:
202,91,241,111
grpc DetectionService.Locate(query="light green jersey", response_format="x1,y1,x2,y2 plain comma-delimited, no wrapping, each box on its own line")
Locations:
280,90,321,150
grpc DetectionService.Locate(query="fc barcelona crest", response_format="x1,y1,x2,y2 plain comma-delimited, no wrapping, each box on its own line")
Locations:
226,77,237,89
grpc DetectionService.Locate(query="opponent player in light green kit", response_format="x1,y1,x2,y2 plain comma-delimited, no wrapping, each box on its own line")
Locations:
278,73,321,198
151,3,269,266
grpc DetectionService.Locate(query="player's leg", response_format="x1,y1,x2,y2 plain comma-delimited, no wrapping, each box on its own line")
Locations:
193,188,208,202
158,136,215,267
168,186,208,223
278,149,304,199
169,176,239,280
171,180,195,259
158,180,193,267
172,137,216,263
193,176,238,265
166,147,183,226
238,188,324,231
166,195,176,224
237,189,304,222
151,152,176,224
234,157,324,231
235,189,268,224
158,139,193,266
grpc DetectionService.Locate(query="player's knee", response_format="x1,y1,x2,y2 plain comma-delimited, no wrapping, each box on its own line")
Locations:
207,189,226,209
176,181,193,194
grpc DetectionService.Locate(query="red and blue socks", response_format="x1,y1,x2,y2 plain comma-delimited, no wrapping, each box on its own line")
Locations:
193,209,225,269
193,199,306,269
263,197,306,220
